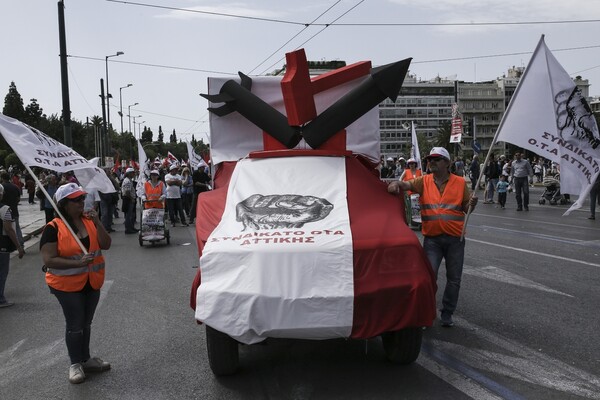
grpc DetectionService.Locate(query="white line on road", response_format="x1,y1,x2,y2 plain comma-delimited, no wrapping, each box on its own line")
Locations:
0,280,114,388
429,316,600,399
463,265,573,297
0,338,63,388
467,238,600,268
474,224,598,246
470,212,600,232
417,354,505,400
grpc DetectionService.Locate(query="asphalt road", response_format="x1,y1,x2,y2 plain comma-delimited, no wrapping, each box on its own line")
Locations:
1,187,599,400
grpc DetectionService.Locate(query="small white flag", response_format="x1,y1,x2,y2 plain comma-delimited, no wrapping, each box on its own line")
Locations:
409,122,422,170
186,142,208,170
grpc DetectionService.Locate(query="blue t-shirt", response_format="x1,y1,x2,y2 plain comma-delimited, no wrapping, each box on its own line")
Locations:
496,180,510,193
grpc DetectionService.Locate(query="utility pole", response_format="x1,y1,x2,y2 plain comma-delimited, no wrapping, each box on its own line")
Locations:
100,79,107,167
57,0,72,146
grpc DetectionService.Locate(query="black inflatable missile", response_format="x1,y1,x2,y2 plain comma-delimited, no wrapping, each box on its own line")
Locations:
201,72,252,117
300,58,412,149
201,72,301,148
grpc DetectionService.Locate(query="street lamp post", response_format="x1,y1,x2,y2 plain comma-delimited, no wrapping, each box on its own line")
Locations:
137,121,146,139
119,83,132,134
127,102,139,133
132,115,142,138
105,51,124,133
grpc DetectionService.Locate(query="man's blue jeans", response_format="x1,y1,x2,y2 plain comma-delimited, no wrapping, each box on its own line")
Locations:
0,252,10,303
513,176,529,209
124,198,135,232
486,178,498,202
99,198,114,230
423,234,465,315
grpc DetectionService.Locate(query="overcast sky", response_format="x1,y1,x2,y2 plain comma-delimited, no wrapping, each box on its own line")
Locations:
2,0,599,145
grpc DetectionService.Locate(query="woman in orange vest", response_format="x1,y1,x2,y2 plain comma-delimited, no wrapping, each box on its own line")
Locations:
400,158,422,182
40,183,112,384
142,170,166,209
400,158,422,194
388,147,478,328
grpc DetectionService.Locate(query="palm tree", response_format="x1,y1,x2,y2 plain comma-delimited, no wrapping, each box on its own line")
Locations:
433,121,462,157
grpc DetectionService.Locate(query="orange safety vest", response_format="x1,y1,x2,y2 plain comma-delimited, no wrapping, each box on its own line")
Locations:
402,168,422,181
403,169,422,195
144,181,165,209
420,174,465,237
45,218,105,292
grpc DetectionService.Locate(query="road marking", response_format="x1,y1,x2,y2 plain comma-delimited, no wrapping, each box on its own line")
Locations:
428,316,600,399
467,238,600,268
417,353,506,400
0,338,63,388
98,279,113,309
470,212,600,232
473,224,599,246
463,265,573,297
0,280,114,387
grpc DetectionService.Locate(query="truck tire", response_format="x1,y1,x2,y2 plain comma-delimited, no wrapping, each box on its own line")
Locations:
206,325,239,375
381,327,423,365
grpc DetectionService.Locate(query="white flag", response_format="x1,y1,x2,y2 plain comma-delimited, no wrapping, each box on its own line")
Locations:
136,140,149,198
494,35,600,215
409,121,422,170
0,113,115,193
186,142,208,170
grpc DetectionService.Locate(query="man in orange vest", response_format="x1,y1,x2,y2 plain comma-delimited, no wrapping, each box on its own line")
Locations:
388,147,478,327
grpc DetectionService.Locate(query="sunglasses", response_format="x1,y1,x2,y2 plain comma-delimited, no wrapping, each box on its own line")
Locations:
67,195,86,203
428,157,444,162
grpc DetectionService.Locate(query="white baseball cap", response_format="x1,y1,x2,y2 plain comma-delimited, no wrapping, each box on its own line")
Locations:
125,167,135,174
169,164,179,171
425,147,450,161
55,183,87,203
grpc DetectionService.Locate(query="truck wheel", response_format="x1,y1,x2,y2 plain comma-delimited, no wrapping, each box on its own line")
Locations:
381,327,423,365
206,325,239,375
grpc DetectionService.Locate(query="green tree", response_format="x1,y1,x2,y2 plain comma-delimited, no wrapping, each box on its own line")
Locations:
141,127,153,143
433,121,464,158
3,81,25,121
170,129,177,143
157,126,164,143
23,98,45,127
416,132,432,160
4,153,22,169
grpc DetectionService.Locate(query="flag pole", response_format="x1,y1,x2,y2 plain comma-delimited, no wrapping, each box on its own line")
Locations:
460,34,547,240
23,164,88,254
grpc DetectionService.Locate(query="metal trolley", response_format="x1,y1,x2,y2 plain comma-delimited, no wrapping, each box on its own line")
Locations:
138,199,170,246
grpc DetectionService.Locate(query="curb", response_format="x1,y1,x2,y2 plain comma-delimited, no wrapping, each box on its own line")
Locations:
23,226,45,243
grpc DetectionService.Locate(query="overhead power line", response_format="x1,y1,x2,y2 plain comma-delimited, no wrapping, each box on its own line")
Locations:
68,44,600,77
106,0,600,27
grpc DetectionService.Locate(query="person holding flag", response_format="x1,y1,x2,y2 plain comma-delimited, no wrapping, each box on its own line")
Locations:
388,147,478,327
39,183,112,384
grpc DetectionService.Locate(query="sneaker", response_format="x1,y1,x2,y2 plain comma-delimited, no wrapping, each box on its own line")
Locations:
0,301,14,308
516,207,523,211
440,312,454,327
589,216,596,220
524,206,529,211
82,357,111,372
69,363,85,384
